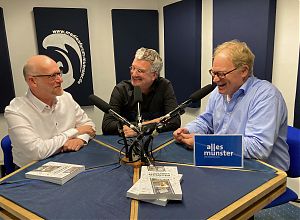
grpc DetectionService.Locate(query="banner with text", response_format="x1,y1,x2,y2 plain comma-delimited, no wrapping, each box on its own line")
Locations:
33,7,93,106
194,134,243,167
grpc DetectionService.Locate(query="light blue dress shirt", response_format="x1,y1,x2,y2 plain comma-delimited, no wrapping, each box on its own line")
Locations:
186,76,290,171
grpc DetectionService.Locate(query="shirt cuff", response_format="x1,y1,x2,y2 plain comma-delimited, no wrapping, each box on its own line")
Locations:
63,128,78,138
77,134,90,144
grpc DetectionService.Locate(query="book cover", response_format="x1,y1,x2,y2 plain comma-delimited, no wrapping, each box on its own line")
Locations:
25,161,85,185
132,166,182,200
194,134,243,167
127,174,183,206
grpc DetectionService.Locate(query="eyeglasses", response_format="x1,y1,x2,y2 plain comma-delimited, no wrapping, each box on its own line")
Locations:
129,66,149,74
32,71,63,81
208,68,237,79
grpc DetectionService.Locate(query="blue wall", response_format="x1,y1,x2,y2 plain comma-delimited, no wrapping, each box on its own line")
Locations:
0,7,15,113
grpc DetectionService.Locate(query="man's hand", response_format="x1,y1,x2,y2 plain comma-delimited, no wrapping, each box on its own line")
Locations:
62,138,85,152
173,128,194,149
123,125,137,137
76,125,95,137
142,118,160,125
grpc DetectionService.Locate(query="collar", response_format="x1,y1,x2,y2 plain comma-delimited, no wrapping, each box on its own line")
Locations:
239,75,255,94
225,76,255,101
26,89,58,112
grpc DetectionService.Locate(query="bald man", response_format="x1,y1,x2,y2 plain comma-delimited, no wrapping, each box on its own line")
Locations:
5,55,95,167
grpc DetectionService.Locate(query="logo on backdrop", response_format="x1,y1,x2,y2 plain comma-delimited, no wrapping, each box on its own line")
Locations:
42,30,86,89
33,7,93,106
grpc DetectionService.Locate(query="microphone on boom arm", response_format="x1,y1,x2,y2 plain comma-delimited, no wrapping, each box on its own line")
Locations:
142,84,216,156
89,94,142,160
89,95,140,134
159,84,216,125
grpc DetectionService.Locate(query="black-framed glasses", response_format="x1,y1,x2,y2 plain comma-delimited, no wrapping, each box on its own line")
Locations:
209,68,237,79
32,71,63,81
129,66,149,74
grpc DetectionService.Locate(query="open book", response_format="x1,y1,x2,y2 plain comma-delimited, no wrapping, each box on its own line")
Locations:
25,161,85,185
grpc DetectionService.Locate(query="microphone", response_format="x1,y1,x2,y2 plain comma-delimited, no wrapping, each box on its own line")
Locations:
133,86,143,132
160,84,216,123
89,94,140,134
189,84,216,102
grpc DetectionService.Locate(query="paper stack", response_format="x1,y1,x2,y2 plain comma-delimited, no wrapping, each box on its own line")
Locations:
127,165,183,206
25,161,85,185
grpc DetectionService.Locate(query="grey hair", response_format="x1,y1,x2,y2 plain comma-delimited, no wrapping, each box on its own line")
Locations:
135,47,163,76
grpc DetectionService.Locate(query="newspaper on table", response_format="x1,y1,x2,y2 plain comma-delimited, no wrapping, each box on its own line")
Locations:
127,165,183,206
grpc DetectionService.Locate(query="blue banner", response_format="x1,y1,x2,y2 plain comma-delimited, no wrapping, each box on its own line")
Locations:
0,7,15,113
194,134,243,167
33,7,93,106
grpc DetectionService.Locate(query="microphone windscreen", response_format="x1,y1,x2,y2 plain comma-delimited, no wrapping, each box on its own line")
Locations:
189,84,216,102
89,94,111,113
133,86,143,103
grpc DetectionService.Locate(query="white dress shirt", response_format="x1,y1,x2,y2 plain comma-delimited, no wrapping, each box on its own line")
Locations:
4,89,95,167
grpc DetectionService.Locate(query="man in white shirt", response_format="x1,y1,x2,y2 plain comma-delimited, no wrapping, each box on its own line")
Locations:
5,55,96,167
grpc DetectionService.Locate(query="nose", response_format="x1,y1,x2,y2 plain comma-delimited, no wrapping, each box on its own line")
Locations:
55,74,63,83
212,75,221,83
130,69,139,77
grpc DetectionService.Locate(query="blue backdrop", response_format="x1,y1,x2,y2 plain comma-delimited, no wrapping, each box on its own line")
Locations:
33,7,94,106
111,9,159,84
213,0,276,82
164,0,201,107
0,7,15,113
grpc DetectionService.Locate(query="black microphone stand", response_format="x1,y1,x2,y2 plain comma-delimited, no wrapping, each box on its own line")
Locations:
123,108,186,166
127,132,145,162
142,108,185,164
117,121,129,158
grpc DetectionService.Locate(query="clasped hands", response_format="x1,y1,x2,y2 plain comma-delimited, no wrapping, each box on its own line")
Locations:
123,120,195,149
62,125,95,152
122,118,160,137
173,128,194,149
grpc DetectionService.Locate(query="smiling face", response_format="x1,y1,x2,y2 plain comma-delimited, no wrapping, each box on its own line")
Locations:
25,55,64,106
212,50,249,98
130,59,158,94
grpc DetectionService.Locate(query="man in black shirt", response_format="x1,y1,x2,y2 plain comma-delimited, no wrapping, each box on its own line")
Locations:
102,47,181,137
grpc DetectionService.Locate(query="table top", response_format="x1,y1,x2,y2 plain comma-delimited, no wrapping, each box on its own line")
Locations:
0,132,286,220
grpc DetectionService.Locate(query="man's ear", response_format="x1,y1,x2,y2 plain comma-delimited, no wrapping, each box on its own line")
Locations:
241,65,250,78
152,72,158,80
27,76,38,88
